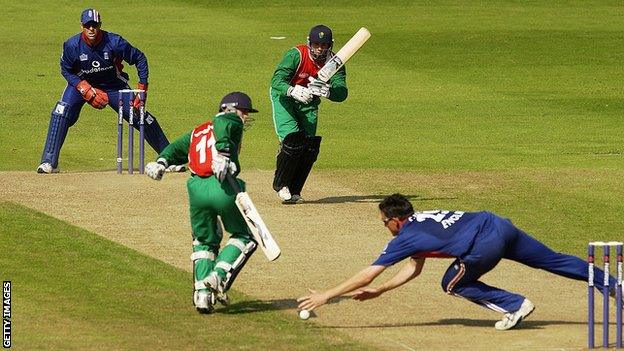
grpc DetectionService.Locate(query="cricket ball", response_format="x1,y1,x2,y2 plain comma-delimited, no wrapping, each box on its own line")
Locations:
299,309,310,320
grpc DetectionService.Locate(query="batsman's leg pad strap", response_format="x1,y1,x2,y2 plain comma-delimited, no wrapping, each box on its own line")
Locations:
226,238,253,254
191,250,216,262
194,281,207,291
215,261,233,272
281,131,307,155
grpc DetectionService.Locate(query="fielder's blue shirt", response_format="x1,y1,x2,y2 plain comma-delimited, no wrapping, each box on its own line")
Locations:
373,211,494,266
60,31,148,90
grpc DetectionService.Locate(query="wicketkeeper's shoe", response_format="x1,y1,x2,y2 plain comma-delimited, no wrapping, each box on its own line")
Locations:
494,298,535,331
165,164,187,172
36,163,59,174
193,289,215,314
277,186,292,202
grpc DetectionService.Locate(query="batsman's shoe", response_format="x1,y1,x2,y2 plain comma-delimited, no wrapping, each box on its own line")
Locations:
494,298,535,331
166,164,187,173
283,194,304,205
277,186,292,202
36,163,59,174
215,291,229,306
193,289,215,314
204,272,229,306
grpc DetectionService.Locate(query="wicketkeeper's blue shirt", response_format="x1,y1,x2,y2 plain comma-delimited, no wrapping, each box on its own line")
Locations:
60,31,148,90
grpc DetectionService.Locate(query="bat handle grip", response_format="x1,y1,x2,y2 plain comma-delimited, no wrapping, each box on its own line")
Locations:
225,173,242,193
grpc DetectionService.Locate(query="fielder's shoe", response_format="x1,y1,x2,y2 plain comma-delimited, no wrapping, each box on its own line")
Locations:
277,186,292,202
165,164,187,173
193,289,215,314
204,272,229,306
36,163,59,174
494,298,535,331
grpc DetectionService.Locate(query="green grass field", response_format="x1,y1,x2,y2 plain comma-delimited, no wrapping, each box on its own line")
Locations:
0,202,371,350
1,1,623,349
2,1,621,172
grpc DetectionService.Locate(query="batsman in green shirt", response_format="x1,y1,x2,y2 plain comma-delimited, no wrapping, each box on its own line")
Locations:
270,24,348,204
145,92,259,314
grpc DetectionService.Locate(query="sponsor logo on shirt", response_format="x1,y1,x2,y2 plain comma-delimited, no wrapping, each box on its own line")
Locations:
103,52,109,60
79,53,88,61
91,61,100,68
80,65,114,75
298,72,309,79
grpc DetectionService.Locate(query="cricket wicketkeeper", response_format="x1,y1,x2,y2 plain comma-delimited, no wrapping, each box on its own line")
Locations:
37,8,182,173
145,92,259,314
270,24,348,204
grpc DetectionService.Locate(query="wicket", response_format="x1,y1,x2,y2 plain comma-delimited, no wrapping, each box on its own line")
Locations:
117,89,145,174
588,241,623,349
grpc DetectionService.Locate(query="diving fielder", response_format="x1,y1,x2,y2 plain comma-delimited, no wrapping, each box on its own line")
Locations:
145,92,259,314
270,24,348,204
37,8,179,173
298,194,621,330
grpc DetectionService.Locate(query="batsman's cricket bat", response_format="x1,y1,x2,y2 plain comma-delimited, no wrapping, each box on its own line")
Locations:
317,27,371,82
226,174,281,261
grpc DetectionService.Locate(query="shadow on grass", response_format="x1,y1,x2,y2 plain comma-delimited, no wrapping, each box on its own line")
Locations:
303,194,456,204
220,296,353,315
313,318,585,330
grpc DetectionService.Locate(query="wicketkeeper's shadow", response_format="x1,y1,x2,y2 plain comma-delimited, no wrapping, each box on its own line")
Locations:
303,194,452,204
218,296,352,315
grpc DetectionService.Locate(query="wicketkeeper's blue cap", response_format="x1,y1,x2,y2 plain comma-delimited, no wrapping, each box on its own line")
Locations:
81,8,101,25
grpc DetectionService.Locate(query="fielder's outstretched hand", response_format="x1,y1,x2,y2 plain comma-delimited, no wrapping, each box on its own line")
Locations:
297,289,328,311
352,287,382,301
145,161,166,180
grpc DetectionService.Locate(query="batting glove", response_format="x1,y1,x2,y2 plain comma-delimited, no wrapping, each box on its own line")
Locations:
211,153,237,182
145,161,166,180
287,85,313,104
307,77,331,98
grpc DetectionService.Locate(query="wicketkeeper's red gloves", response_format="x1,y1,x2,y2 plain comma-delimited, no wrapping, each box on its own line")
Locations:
133,82,147,109
76,80,109,109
